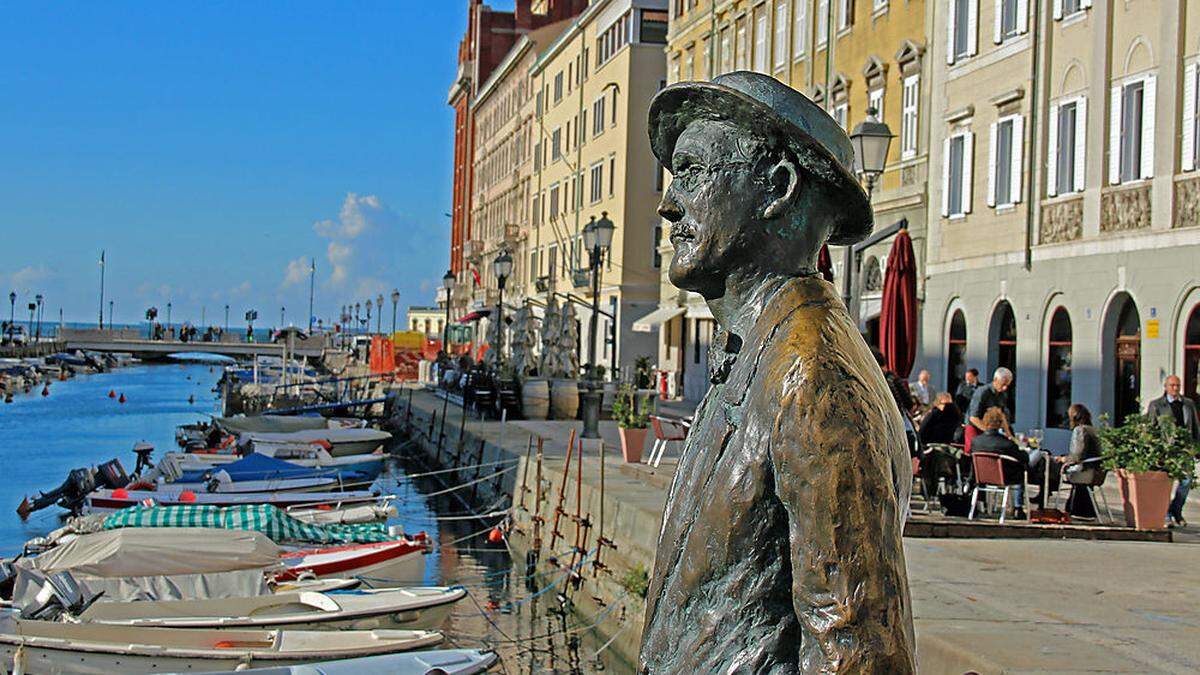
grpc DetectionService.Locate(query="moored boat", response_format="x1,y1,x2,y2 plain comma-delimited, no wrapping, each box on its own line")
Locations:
192,648,498,675
243,428,392,457
277,537,430,586
84,487,381,513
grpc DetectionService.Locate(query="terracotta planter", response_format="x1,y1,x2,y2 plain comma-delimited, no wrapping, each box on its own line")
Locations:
1116,468,1173,530
618,427,648,463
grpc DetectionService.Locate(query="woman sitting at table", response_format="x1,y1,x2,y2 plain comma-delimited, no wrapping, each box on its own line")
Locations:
1062,403,1105,513
920,392,962,445
970,408,1059,514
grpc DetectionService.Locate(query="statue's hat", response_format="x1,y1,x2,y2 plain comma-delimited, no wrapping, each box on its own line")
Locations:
648,71,872,246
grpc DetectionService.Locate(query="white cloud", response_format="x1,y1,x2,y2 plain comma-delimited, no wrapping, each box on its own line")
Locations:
314,193,401,294
5,264,54,290
281,256,311,288
312,193,384,239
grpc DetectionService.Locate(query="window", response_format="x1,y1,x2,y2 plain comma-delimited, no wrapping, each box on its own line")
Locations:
590,162,604,204
1110,76,1155,184
816,0,829,47
592,97,606,136
1053,0,1090,21
792,0,807,57
548,183,560,218
597,11,633,66
868,88,884,120
1183,63,1200,172
719,26,733,74
988,114,1023,208
832,102,848,130
994,0,1027,43
773,1,789,70
753,6,768,74
670,53,681,83
838,0,854,30
1045,308,1072,429
554,71,563,103
551,128,562,161
610,87,618,127
901,75,919,159
942,130,974,217
532,193,541,226
947,0,977,64
1048,98,1086,195
548,245,558,281
874,0,889,10
735,16,749,69
685,44,695,79
640,9,668,44
609,156,616,196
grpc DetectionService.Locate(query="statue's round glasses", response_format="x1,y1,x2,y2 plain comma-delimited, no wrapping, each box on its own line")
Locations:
671,159,754,192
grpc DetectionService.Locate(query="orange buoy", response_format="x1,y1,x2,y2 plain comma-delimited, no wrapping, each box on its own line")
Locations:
118,393,126,404
487,527,504,544
179,490,197,503
112,488,129,499
108,390,116,398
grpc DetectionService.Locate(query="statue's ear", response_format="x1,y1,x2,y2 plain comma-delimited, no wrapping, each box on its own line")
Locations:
762,155,799,220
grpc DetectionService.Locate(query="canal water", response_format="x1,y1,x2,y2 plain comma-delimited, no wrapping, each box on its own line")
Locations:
0,363,626,673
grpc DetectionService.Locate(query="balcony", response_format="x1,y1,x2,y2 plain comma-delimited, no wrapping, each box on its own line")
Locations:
1175,175,1200,230
1100,182,1151,233
1040,195,1083,244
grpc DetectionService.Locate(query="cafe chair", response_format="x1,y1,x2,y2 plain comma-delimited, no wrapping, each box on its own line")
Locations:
1063,457,1112,524
969,452,1028,524
648,415,689,467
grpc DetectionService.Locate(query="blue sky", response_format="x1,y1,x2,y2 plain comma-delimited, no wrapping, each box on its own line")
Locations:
0,1,485,329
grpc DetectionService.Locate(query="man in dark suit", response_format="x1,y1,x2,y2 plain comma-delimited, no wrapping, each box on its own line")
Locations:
1145,375,1199,526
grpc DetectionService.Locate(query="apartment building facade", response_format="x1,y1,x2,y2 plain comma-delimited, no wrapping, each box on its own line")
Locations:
650,0,930,401
924,0,1200,445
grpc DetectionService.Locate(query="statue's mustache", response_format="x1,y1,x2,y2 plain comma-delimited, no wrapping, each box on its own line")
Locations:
670,222,696,241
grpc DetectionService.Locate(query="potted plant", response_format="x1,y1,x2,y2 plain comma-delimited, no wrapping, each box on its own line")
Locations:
612,384,650,463
1097,413,1199,529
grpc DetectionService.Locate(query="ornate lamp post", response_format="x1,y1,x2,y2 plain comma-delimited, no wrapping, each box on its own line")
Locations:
7,292,15,341
34,294,43,340
390,289,400,335
376,294,384,334
580,211,616,439
846,106,895,317
442,270,455,350
166,302,172,334
354,302,361,336
280,306,286,327
224,304,230,335
492,251,513,364
365,299,374,336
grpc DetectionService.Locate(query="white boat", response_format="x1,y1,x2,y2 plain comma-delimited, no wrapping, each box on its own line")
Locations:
181,447,386,478
216,415,365,435
284,500,397,525
193,649,498,675
77,586,465,631
276,538,429,587
0,613,442,674
243,428,392,457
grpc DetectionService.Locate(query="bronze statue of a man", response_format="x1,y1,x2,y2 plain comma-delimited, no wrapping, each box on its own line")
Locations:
640,71,916,673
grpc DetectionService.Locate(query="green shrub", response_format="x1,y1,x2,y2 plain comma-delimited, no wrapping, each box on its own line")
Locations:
1097,412,1199,480
619,563,649,599
612,383,649,429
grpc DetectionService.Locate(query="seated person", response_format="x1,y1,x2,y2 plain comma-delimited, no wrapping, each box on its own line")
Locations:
969,407,1059,516
919,393,962,445
1063,403,1103,480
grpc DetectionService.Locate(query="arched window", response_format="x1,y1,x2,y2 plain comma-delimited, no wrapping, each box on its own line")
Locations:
1045,308,1072,428
947,310,967,393
989,301,1018,421
1113,299,1141,425
1185,305,1200,404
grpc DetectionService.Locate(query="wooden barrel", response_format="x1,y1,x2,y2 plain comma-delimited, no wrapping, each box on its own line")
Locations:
521,378,550,420
549,378,580,420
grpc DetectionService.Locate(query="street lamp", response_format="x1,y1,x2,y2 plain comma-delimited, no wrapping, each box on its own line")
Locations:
365,299,373,336
145,307,157,339
26,302,35,338
354,303,361,336
7,291,15,341
580,212,616,439
492,252,513,364
390,289,400,336
34,294,43,340
846,106,895,316
376,294,384,334
166,302,172,332
245,309,258,342
224,304,230,335
442,270,455,350
280,306,286,327
108,300,114,330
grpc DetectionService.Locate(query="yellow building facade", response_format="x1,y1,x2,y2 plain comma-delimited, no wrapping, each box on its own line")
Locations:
652,0,930,401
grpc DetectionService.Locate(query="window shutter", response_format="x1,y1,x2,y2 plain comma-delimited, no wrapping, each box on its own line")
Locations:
1053,0,1062,20
942,137,952,216
1073,97,1087,192
967,0,978,56
1016,0,1028,34
1141,74,1156,179
987,122,998,206
993,0,1003,44
1109,85,1121,185
1047,102,1060,197
947,0,958,65
1010,115,1024,203
963,131,975,213
1183,64,1197,172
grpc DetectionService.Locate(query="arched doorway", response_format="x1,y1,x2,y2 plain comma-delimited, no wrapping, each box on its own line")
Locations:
1105,295,1141,425
1184,305,1200,404
989,301,1018,421
947,309,967,394
1045,308,1072,428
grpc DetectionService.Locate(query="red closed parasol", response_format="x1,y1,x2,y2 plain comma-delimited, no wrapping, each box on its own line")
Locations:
879,229,918,379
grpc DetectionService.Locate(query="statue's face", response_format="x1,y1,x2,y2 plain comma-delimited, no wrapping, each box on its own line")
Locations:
659,120,763,298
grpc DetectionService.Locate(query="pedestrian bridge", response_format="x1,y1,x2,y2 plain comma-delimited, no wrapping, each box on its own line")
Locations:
60,329,326,360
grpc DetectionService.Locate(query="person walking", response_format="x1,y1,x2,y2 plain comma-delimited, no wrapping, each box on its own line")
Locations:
1145,375,1199,527
965,367,1014,454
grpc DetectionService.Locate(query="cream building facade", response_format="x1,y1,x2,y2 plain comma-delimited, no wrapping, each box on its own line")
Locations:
923,0,1200,445
651,0,931,401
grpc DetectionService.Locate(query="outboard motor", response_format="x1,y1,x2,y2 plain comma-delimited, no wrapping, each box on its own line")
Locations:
21,570,103,621
0,561,17,601
96,458,129,490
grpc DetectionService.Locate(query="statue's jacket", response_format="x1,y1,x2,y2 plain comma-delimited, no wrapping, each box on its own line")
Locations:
640,276,916,674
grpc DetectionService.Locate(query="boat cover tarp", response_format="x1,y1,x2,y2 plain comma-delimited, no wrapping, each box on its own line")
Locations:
178,452,338,483
103,504,390,545
243,428,391,446
216,414,329,434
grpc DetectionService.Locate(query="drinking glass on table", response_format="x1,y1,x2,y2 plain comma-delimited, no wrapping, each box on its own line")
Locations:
1027,428,1043,450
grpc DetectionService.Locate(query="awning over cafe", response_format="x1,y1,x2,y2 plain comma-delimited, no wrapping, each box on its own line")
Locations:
632,306,684,332
458,309,492,324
